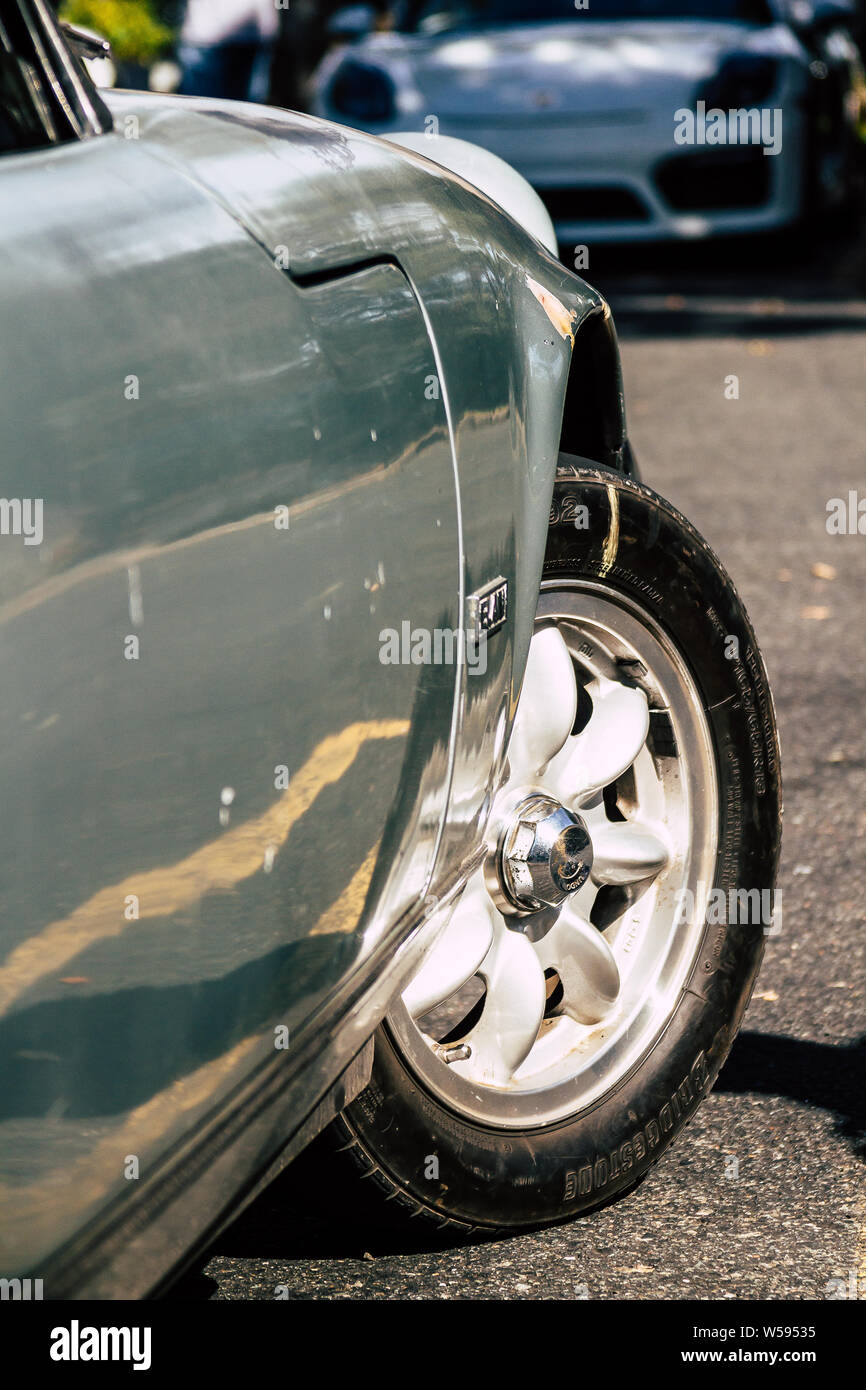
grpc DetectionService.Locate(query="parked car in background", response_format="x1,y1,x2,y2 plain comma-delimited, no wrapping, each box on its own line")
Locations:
311,0,866,245
0,0,780,1298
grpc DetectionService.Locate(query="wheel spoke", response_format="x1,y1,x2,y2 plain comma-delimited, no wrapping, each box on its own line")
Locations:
547,675,649,804
507,626,577,782
454,927,546,1084
539,903,621,1025
390,584,721,1128
402,875,496,1018
590,822,669,886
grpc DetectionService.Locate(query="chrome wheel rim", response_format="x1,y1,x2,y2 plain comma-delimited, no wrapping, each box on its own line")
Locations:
389,580,719,1128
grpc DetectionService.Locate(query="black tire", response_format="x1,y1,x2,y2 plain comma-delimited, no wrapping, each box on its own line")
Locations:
323,463,782,1233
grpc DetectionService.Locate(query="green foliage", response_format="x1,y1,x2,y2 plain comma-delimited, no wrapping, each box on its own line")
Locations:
59,0,174,65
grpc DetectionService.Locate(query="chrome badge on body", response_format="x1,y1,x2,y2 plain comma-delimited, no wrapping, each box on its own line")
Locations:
467,578,508,645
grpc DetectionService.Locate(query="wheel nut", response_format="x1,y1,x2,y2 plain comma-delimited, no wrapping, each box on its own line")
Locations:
500,796,593,911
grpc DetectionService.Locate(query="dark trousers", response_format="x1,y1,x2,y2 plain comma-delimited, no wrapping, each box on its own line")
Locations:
178,40,273,103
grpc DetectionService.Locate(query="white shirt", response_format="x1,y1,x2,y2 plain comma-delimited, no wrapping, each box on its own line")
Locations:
181,0,279,45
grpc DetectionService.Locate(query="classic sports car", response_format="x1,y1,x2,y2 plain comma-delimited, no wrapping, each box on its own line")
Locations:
0,1,780,1299
312,0,866,245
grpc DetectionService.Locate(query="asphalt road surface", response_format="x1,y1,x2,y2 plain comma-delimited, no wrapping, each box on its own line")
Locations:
181,232,866,1302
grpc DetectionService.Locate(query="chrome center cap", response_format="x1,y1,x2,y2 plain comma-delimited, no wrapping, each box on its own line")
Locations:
500,795,593,912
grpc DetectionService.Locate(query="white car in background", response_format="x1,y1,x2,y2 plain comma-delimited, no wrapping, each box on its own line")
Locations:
311,0,864,245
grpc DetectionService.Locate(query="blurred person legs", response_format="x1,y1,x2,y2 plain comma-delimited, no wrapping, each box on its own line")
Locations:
178,40,270,101
178,0,276,101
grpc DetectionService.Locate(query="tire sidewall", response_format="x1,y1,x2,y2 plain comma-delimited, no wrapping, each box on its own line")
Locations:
345,470,782,1228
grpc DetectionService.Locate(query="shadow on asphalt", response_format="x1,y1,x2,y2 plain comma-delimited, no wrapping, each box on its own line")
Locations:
575,224,866,340
167,1029,865,1298
715,1030,866,1160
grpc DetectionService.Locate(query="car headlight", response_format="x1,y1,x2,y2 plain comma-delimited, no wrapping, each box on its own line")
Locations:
698,55,779,109
329,61,396,123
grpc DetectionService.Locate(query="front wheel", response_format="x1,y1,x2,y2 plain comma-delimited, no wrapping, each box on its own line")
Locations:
325,464,782,1232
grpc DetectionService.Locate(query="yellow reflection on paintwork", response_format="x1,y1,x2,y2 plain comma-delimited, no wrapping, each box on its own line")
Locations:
0,818,397,1263
0,720,407,1017
310,844,380,937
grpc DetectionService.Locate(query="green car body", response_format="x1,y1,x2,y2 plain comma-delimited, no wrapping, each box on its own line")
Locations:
0,1,632,1298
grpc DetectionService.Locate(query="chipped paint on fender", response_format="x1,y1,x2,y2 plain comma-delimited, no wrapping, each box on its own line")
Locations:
525,274,579,346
